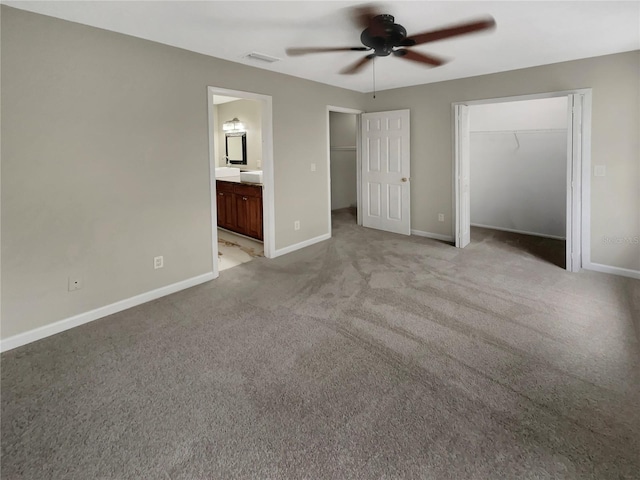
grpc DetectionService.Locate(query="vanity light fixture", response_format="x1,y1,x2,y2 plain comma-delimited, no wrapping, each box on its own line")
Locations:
223,118,245,132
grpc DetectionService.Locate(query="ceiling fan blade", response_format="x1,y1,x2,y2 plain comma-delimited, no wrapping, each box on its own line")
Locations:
340,54,376,75
393,49,447,67
351,4,387,37
352,5,383,29
286,47,370,56
403,17,496,46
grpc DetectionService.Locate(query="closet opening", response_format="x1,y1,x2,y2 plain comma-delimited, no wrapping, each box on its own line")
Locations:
453,90,592,272
327,106,362,233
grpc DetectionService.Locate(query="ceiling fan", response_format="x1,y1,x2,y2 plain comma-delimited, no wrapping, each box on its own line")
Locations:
286,6,496,74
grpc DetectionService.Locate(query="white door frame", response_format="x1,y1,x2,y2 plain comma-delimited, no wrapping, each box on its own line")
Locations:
207,86,275,278
326,106,363,234
454,103,471,248
452,89,592,272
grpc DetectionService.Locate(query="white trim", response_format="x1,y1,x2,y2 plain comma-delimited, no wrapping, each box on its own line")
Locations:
207,89,220,278
273,233,331,258
566,93,585,272
356,114,363,227
411,229,454,242
454,89,593,106
0,272,215,352
580,92,593,267
454,104,460,247
565,95,574,271
327,106,364,238
583,262,640,280
470,223,565,240
327,106,363,114
330,146,357,151
208,87,275,261
453,103,467,248
452,88,592,274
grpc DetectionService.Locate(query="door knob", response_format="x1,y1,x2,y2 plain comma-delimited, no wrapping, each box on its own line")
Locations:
401,177,408,182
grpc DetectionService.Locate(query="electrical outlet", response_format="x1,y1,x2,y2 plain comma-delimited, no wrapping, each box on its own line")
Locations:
257,159,261,168
294,220,300,231
154,256,164,269
438,213,445,222
310,163,316,172
68,277,82,292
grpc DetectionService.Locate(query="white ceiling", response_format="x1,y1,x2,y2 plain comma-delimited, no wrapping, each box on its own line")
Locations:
5,1,639,93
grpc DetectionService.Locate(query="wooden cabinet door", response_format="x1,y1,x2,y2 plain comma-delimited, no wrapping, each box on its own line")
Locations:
216,191,236,230
235,194,250,237
235,192,263,240
245,195,263,240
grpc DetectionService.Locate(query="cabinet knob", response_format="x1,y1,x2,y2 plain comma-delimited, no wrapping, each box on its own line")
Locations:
218,192,224,196
242,196,248,201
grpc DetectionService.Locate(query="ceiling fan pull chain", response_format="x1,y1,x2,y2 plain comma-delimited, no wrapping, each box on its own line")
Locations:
373,57,376,99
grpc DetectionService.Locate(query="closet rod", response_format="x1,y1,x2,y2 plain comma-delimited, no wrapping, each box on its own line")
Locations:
470,128,567,135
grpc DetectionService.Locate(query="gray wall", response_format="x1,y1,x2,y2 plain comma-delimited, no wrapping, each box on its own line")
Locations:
1,6,364,339
329,112,357,210
469,97,568,131
469,98,568,238
216,99,262,170
364,51,640,271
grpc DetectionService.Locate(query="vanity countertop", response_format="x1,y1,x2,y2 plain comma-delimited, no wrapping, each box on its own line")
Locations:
216,175,263,186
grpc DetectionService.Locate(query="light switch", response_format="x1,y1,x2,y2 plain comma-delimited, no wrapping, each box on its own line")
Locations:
311,163,316,172
594,165,606,177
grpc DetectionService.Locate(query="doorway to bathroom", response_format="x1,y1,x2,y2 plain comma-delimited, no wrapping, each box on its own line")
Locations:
207,87,274,276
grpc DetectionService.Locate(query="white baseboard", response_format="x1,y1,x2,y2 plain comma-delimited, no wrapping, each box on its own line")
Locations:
411,229,454,242
273,233,331,257
471,223,565,241
0,272,216,353
582,262,640,280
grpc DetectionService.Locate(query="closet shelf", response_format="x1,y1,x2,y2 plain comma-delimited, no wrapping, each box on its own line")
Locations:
330,146,357,151
470,128,567,134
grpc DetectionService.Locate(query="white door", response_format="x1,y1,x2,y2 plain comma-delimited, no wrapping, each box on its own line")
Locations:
360,110,411,235
455,104,471,248
566,94,583,272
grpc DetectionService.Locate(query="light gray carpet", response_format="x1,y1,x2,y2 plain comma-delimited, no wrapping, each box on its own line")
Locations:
2,209,640,479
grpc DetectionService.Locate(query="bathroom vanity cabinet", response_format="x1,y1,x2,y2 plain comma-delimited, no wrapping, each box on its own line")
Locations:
216,180,263,241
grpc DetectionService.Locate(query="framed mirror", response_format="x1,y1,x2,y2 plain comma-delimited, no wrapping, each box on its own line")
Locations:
225,132,247,165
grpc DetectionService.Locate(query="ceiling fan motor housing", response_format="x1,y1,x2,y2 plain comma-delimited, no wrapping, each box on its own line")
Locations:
361,14,407,56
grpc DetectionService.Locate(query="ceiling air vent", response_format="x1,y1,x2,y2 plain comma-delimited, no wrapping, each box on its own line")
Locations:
244,52,281,64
